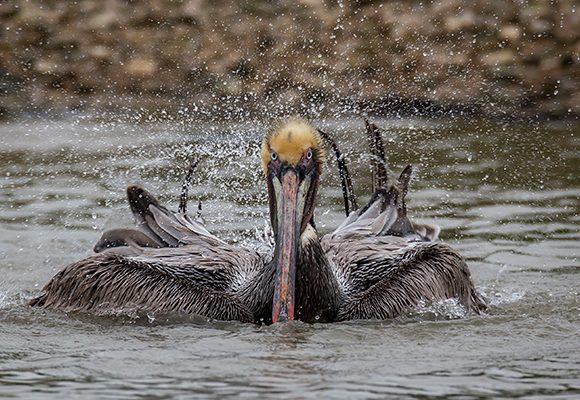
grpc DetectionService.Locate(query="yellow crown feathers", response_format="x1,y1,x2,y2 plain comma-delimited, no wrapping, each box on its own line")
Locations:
261,118,326,174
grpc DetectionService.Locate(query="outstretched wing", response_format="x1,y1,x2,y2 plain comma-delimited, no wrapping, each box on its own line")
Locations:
32,184,274,322
29,251,258,322
31,226,272,321
322,236,486,320
94,185,226,254
321,164,482,319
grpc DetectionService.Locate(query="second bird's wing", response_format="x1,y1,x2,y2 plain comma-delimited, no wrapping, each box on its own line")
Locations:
94,185,227,254
326,166,440,242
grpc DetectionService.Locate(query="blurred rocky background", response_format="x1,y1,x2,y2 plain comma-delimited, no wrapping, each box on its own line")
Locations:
0,0,578,121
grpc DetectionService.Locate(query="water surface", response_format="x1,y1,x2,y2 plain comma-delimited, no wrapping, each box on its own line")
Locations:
0,117,578,398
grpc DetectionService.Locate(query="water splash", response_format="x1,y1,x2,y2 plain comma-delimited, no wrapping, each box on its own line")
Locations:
0,289,9,309
483,288,525,307
412,298,468,319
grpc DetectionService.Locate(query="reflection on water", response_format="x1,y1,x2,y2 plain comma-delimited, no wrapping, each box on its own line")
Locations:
0,117,578,398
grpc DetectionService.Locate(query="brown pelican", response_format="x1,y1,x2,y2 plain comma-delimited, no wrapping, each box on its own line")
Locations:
30,118,485,323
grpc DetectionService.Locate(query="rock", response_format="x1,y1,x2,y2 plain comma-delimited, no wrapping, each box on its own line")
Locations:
566,92,580,115
124,58,158,77
87,9,119,29
34,59,61,74
87,46,112,59
0,71,24,94
528,19,553,36
444,11,476,32
481,49,516,68
17,2,63,26
499,25,521,43
553,2,580,43
181,0,206,19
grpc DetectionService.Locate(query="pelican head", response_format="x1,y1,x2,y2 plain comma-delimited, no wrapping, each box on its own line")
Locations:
261,118,326,323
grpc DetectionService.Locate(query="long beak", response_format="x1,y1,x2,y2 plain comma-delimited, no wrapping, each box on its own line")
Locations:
271,168,309,323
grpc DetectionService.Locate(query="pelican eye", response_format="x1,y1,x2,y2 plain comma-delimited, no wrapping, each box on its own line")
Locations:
306,149,313,160
271,152,278,161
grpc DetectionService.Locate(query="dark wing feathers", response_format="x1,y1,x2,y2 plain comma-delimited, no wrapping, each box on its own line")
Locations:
30,253,254,321
323,237,486,319
323,150,484,319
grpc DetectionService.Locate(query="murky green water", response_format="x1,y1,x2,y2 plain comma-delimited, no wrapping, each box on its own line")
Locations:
0,117,578,398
